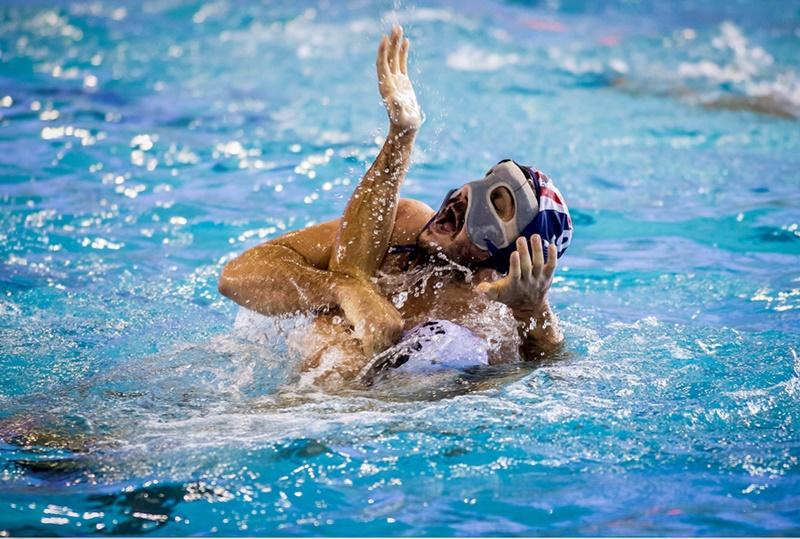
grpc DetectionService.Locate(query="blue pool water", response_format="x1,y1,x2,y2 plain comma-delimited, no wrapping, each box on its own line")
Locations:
2,0,800,535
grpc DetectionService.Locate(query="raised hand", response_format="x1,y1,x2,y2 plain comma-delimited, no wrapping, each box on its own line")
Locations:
476,234,558,314
377,25,422,132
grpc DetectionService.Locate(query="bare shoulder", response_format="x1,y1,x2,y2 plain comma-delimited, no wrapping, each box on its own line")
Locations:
391,198,435,246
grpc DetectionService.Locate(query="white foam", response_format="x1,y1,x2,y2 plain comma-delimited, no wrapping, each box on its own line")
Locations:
675,22,799,117
446,45,519,72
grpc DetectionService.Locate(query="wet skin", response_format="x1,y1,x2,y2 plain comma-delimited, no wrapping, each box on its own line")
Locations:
418,184,516,265
218,26,563,388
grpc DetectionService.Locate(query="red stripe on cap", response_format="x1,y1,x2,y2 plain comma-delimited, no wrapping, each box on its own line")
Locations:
539,184,564,206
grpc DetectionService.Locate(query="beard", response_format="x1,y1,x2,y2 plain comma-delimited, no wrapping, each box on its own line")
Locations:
415,228,487,268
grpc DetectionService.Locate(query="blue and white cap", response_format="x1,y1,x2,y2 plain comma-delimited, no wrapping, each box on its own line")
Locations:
457,160,572,273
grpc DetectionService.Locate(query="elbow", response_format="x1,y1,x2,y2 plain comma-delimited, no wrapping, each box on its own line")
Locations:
217,274,230,299
217,262,237,299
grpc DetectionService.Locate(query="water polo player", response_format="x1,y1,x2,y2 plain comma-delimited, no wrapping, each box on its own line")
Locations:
218,26,572,386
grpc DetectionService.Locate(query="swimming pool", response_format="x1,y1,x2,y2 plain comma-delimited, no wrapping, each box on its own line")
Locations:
1,0,799,535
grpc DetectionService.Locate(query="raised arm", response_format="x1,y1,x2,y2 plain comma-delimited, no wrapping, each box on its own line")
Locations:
323,25,422,356
219,27,422,356
476,234,564,359
329,25,421,280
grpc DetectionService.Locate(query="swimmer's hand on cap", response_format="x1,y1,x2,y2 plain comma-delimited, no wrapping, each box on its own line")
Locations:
377,25,421,132
476,234,558,315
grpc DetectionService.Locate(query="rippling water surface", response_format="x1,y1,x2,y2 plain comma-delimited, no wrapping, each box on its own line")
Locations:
1,0,799,535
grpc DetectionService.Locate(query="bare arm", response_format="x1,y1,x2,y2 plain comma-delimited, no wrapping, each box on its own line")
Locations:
218,223,403,369
325,26,421,356
512,300,563,360
217,197,431,318
330,25,421,281
217,220,354,316
219,26,422,320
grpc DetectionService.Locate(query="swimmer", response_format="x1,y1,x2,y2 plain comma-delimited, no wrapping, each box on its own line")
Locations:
218,26,572,386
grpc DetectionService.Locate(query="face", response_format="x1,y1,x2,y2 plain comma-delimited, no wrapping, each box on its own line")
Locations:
417,184,515,266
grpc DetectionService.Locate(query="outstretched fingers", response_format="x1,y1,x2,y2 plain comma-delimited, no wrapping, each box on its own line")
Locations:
387,26,402,74
375,25,421,131
377,26,403,89
400,37,409,75
516,236,532,278
509,250,522,281
530,234,544,278
376,34,389,83
543,243,558,280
